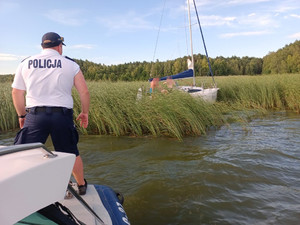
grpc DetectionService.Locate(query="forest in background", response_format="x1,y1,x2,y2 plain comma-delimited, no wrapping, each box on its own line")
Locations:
1,40,299,82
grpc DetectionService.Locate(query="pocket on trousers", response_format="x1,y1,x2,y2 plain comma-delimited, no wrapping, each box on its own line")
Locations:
70,125,79,145
14,127,29,145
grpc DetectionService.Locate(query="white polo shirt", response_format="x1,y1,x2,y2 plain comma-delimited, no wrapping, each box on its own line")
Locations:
12,49,80,108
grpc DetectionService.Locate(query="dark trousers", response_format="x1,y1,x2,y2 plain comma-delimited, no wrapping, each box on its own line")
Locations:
14,107,79,156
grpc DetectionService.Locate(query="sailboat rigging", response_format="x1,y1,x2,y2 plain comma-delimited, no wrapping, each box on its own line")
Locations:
150,0,219,103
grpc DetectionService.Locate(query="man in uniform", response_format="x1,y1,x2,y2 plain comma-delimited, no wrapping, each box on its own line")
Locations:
11,32,90,195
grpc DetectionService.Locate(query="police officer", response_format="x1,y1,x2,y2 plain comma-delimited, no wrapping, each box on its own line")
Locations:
12,32,90,195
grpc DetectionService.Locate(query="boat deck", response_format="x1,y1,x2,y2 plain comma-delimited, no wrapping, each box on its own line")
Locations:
60,184,112,225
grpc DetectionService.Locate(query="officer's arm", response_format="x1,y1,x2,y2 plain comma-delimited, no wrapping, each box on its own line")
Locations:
74,70,90,128
12,88,26,128
12,88,26,117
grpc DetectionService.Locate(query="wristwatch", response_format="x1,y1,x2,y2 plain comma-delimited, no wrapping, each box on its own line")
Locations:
18,114,26,118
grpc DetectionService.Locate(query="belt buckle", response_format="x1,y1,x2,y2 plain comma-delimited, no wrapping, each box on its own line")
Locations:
26,107,35,113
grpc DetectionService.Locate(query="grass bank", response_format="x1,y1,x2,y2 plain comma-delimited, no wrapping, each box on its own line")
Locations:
1,74,299,139
0,84,18,132
216,74,300,112
73,81,225,140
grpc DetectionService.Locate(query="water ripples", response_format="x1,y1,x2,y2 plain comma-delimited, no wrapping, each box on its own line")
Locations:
1,112,299,224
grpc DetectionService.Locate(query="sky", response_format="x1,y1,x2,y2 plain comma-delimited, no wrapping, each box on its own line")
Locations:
0,0,299,74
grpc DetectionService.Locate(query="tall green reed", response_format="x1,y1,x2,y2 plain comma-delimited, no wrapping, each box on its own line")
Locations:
216,74,300,112
73,81,225,140
0,83,18,132
2,74,299,139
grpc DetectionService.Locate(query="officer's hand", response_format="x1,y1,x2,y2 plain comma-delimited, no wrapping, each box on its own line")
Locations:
76,112,89,128
19,118,25,129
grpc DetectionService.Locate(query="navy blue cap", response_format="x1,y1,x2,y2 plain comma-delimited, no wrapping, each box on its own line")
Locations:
41,32,66,48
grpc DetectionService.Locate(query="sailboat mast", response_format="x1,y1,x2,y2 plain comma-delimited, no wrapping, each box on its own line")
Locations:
192,0,216,86
187,0,196,86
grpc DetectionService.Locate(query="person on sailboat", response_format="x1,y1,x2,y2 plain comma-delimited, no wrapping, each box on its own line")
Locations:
150,77,160,94
11,32,90,195
165,76,176,89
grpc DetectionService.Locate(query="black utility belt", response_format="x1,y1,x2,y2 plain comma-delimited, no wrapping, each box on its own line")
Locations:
26,106,72,113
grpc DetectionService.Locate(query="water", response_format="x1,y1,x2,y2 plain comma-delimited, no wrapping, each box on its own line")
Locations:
1,112,300,224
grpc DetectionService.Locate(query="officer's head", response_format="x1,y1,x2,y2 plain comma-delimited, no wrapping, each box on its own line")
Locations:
41,32,66,48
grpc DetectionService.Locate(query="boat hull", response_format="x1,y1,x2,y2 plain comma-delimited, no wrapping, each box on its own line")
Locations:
0,147,75,225
178,86,219,103
60,184,130,225
0,144,130,225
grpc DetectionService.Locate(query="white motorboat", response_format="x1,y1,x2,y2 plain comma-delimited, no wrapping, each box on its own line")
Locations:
0,143,130,225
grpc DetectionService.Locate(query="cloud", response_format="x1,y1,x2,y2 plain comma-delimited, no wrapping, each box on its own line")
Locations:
248,13,256,17
96,11,153,32
194,0,270,7
199,15,237,27
185,2,276,28
238,13,276,28
220,30,270,38
274,6,297,13
198,13,274,29
67,44,96,50
288,32,300,39
227,0,270,4
0,53,20,61
44,9,86,26
290,14,300,19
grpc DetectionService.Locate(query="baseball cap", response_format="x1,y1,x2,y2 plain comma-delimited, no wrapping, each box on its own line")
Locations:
41,32,66,48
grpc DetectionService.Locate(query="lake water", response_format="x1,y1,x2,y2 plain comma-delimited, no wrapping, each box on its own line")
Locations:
1,111,299,224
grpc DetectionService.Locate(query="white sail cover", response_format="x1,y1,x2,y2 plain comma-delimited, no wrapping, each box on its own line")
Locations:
187,58,193,70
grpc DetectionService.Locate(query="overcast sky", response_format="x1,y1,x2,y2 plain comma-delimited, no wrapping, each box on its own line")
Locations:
0,0,299,74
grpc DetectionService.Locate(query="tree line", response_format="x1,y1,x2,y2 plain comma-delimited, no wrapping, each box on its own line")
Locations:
75,54,264,82
1,40,299,82
75,40,299,81
262,40,300,74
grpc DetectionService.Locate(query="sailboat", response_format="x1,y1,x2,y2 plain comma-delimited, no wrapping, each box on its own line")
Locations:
150,0,219,103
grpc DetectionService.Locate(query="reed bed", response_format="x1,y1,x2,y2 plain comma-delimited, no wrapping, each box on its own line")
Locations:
73,81,225,140
216,74,300,112
1,74,299,139
0,83,18,132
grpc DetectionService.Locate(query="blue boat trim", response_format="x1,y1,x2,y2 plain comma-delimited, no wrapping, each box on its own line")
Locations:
94,184,130,225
